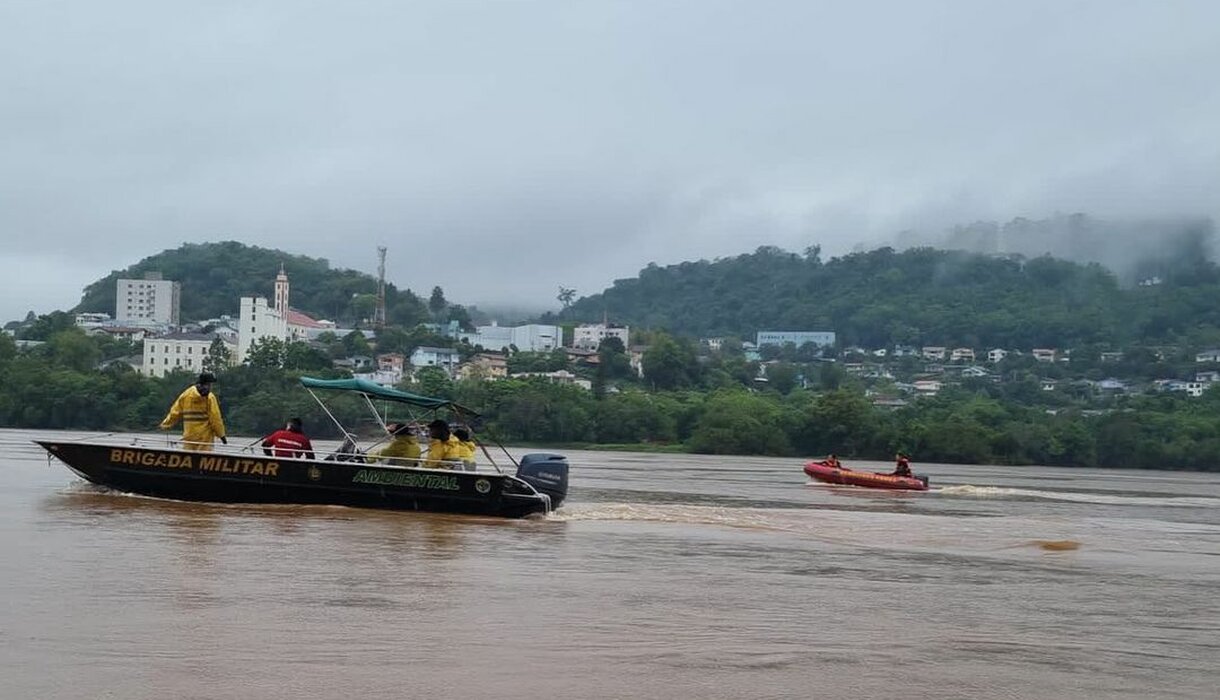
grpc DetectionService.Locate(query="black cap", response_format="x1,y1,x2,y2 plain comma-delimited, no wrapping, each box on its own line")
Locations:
198,372,217,384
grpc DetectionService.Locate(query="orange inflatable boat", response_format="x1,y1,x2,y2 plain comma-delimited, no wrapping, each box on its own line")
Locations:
804,460,929,491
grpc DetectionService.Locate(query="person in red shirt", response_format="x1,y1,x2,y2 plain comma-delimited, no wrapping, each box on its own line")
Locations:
261,417,315,459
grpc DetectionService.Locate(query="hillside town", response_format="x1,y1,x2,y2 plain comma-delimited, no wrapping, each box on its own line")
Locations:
6,267,1220,412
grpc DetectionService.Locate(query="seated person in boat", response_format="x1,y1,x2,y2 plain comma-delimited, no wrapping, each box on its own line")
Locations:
823,453,843,470
369,422,421,465
425,419,463,469
453,426,477,471
261,417,316,459
893,452,913,477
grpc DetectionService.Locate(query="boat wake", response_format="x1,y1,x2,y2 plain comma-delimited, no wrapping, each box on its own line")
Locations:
935,484,1220,507
547,502,784,531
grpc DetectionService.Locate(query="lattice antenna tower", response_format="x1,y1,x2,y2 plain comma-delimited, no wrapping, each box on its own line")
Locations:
373,246,388,330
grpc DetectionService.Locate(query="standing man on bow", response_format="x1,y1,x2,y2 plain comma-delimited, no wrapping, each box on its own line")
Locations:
160,372,228,452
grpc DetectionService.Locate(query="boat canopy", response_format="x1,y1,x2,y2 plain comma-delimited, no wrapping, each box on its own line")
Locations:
299,376,477,415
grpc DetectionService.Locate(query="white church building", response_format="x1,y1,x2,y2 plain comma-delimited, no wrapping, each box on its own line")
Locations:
236,265,332,362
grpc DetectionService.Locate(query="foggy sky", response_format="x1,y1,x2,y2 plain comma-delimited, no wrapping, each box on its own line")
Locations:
3,1,1219,324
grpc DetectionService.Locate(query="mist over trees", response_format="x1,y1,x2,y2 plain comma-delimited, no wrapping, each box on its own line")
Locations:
555,237,1220,350
900,213,1216,287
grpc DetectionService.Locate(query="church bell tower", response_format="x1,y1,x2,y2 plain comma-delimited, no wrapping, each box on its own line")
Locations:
274,263,289,316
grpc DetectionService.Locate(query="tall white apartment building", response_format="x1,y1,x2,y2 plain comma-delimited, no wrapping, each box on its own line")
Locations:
116,272,180,325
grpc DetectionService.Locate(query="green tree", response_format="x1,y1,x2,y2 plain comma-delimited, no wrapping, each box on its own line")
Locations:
557,286,576,315
594,391,679,443
764,362,800,394
688,391,793,455
598,336,633,381
429,286,448,319
46,329,100,372
350,293,378,323
203,337,233,374
284,341,332,371
19,311,75,341
414,366,454,400
797,390,877,457
642,334,699,390
246,337,287,368
0,333,16,366
342,331,371,357
443,305,470,332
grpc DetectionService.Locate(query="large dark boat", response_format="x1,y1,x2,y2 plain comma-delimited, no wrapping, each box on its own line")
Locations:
36,377,569,518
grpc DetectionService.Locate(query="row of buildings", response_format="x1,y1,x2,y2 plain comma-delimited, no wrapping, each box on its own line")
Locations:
79,267,342,378
83,268,644,385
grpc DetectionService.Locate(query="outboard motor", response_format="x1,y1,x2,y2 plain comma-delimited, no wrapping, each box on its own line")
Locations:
516,453,569,508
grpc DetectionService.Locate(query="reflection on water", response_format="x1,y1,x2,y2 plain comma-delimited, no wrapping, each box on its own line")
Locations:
2,430,1220,699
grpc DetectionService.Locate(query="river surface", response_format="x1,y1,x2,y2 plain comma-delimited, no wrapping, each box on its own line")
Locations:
2,428,1218,699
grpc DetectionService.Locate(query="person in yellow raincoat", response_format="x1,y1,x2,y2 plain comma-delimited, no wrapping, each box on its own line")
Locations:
425,419,462,469
452,426,477,471
160,372,227,451
369,422,421,465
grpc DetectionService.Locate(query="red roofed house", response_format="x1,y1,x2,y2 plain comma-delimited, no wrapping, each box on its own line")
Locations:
286,308,334,342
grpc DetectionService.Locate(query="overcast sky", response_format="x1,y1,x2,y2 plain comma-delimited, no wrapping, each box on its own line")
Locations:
3,0,1219,323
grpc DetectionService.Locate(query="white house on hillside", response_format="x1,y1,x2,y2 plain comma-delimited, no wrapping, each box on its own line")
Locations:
462,322,562,353
75,312,111,328
574,322,630,350
511,369,591,390
459,353,509,380
921,346,947,361
87,326,148,342
950,348,975,363
411,346,460,375
142,332,235,378
1032,348,1057,362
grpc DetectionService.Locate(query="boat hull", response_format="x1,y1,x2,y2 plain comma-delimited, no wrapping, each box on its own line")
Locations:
37,440,557,518
803,460,929,491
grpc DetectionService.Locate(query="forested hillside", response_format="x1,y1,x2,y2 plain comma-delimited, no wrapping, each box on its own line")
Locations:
558,245,1220,348
73,242,429,326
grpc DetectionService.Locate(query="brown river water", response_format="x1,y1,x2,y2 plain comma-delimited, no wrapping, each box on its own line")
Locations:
2,428,1219,699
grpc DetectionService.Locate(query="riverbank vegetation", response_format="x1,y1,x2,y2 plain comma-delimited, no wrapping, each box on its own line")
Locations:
3,330,1219,471
8,233,1220,471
